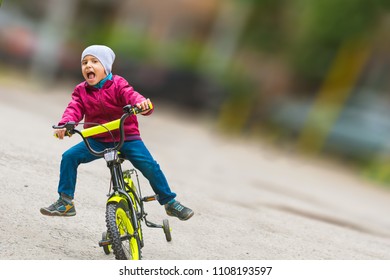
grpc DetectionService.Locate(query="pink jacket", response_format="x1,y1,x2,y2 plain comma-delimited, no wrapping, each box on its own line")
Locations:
59,75,153,142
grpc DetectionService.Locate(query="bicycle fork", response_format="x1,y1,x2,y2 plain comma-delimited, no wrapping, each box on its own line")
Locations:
98,151,141,248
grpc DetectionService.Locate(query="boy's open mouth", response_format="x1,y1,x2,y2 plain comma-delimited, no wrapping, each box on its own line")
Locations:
87,72,96,79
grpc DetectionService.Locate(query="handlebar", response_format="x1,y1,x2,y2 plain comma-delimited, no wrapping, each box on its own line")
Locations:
52,103,152,157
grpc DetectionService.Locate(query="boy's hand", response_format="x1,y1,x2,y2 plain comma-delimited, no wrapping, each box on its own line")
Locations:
136,98,152,115
54,128,69,139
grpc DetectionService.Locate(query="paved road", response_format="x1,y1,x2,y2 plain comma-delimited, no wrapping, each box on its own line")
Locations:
1,77,390,260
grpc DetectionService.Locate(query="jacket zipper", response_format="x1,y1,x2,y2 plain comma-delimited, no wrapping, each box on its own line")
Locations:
97,88,110,121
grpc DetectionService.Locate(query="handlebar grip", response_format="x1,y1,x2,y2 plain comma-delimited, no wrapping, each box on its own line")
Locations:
52,122,76,137
123,101,153,115
53,131,73,138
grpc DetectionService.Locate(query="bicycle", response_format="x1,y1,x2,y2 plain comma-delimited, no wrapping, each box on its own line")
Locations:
53,103,172,260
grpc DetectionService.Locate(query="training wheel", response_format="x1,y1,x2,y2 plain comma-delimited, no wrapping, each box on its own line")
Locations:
102,231,111,255
162,219,172,242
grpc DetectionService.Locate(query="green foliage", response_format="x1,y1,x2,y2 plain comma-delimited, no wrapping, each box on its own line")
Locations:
240,0,390,88
105,28,154,62
242,0,290,53
289,0,388,86
302,0,377,42
363,159,390,187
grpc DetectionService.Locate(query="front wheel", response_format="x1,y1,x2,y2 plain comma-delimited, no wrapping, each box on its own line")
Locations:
106,201,141,260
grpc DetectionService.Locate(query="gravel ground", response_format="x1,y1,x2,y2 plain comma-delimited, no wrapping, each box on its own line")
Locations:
1,77,390,260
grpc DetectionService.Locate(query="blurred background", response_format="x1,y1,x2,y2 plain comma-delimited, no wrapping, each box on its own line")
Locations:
2,0,390,186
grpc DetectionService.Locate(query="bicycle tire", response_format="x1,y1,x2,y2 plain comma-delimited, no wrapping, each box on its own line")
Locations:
106,201,141,260
163,219,172,242
102,231,111,255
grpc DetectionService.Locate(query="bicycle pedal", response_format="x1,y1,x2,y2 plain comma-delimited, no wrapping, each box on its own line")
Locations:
142,195,158,202
98,240,111,247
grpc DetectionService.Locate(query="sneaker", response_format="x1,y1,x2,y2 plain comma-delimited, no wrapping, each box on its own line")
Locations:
164,200,194,221
40,197,76,217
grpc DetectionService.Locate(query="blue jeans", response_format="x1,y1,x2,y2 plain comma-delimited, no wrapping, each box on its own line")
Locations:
57,139,176,205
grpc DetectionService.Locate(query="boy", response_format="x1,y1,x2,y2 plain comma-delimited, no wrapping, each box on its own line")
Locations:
40,45,194,221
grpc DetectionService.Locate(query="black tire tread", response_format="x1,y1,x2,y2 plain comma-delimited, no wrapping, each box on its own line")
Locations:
106,202,141,260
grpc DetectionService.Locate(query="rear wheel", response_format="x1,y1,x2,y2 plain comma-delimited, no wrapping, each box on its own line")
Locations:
101,231,111,255
106,201,141,260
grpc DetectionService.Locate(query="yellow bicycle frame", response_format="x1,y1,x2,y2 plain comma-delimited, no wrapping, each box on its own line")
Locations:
107,195,127,205
80,102,153,138
80,119,120,138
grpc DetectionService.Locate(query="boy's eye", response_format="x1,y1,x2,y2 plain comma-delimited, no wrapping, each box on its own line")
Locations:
81,59,99,66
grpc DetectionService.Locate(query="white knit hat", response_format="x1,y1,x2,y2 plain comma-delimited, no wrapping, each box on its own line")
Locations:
81,45,116,74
